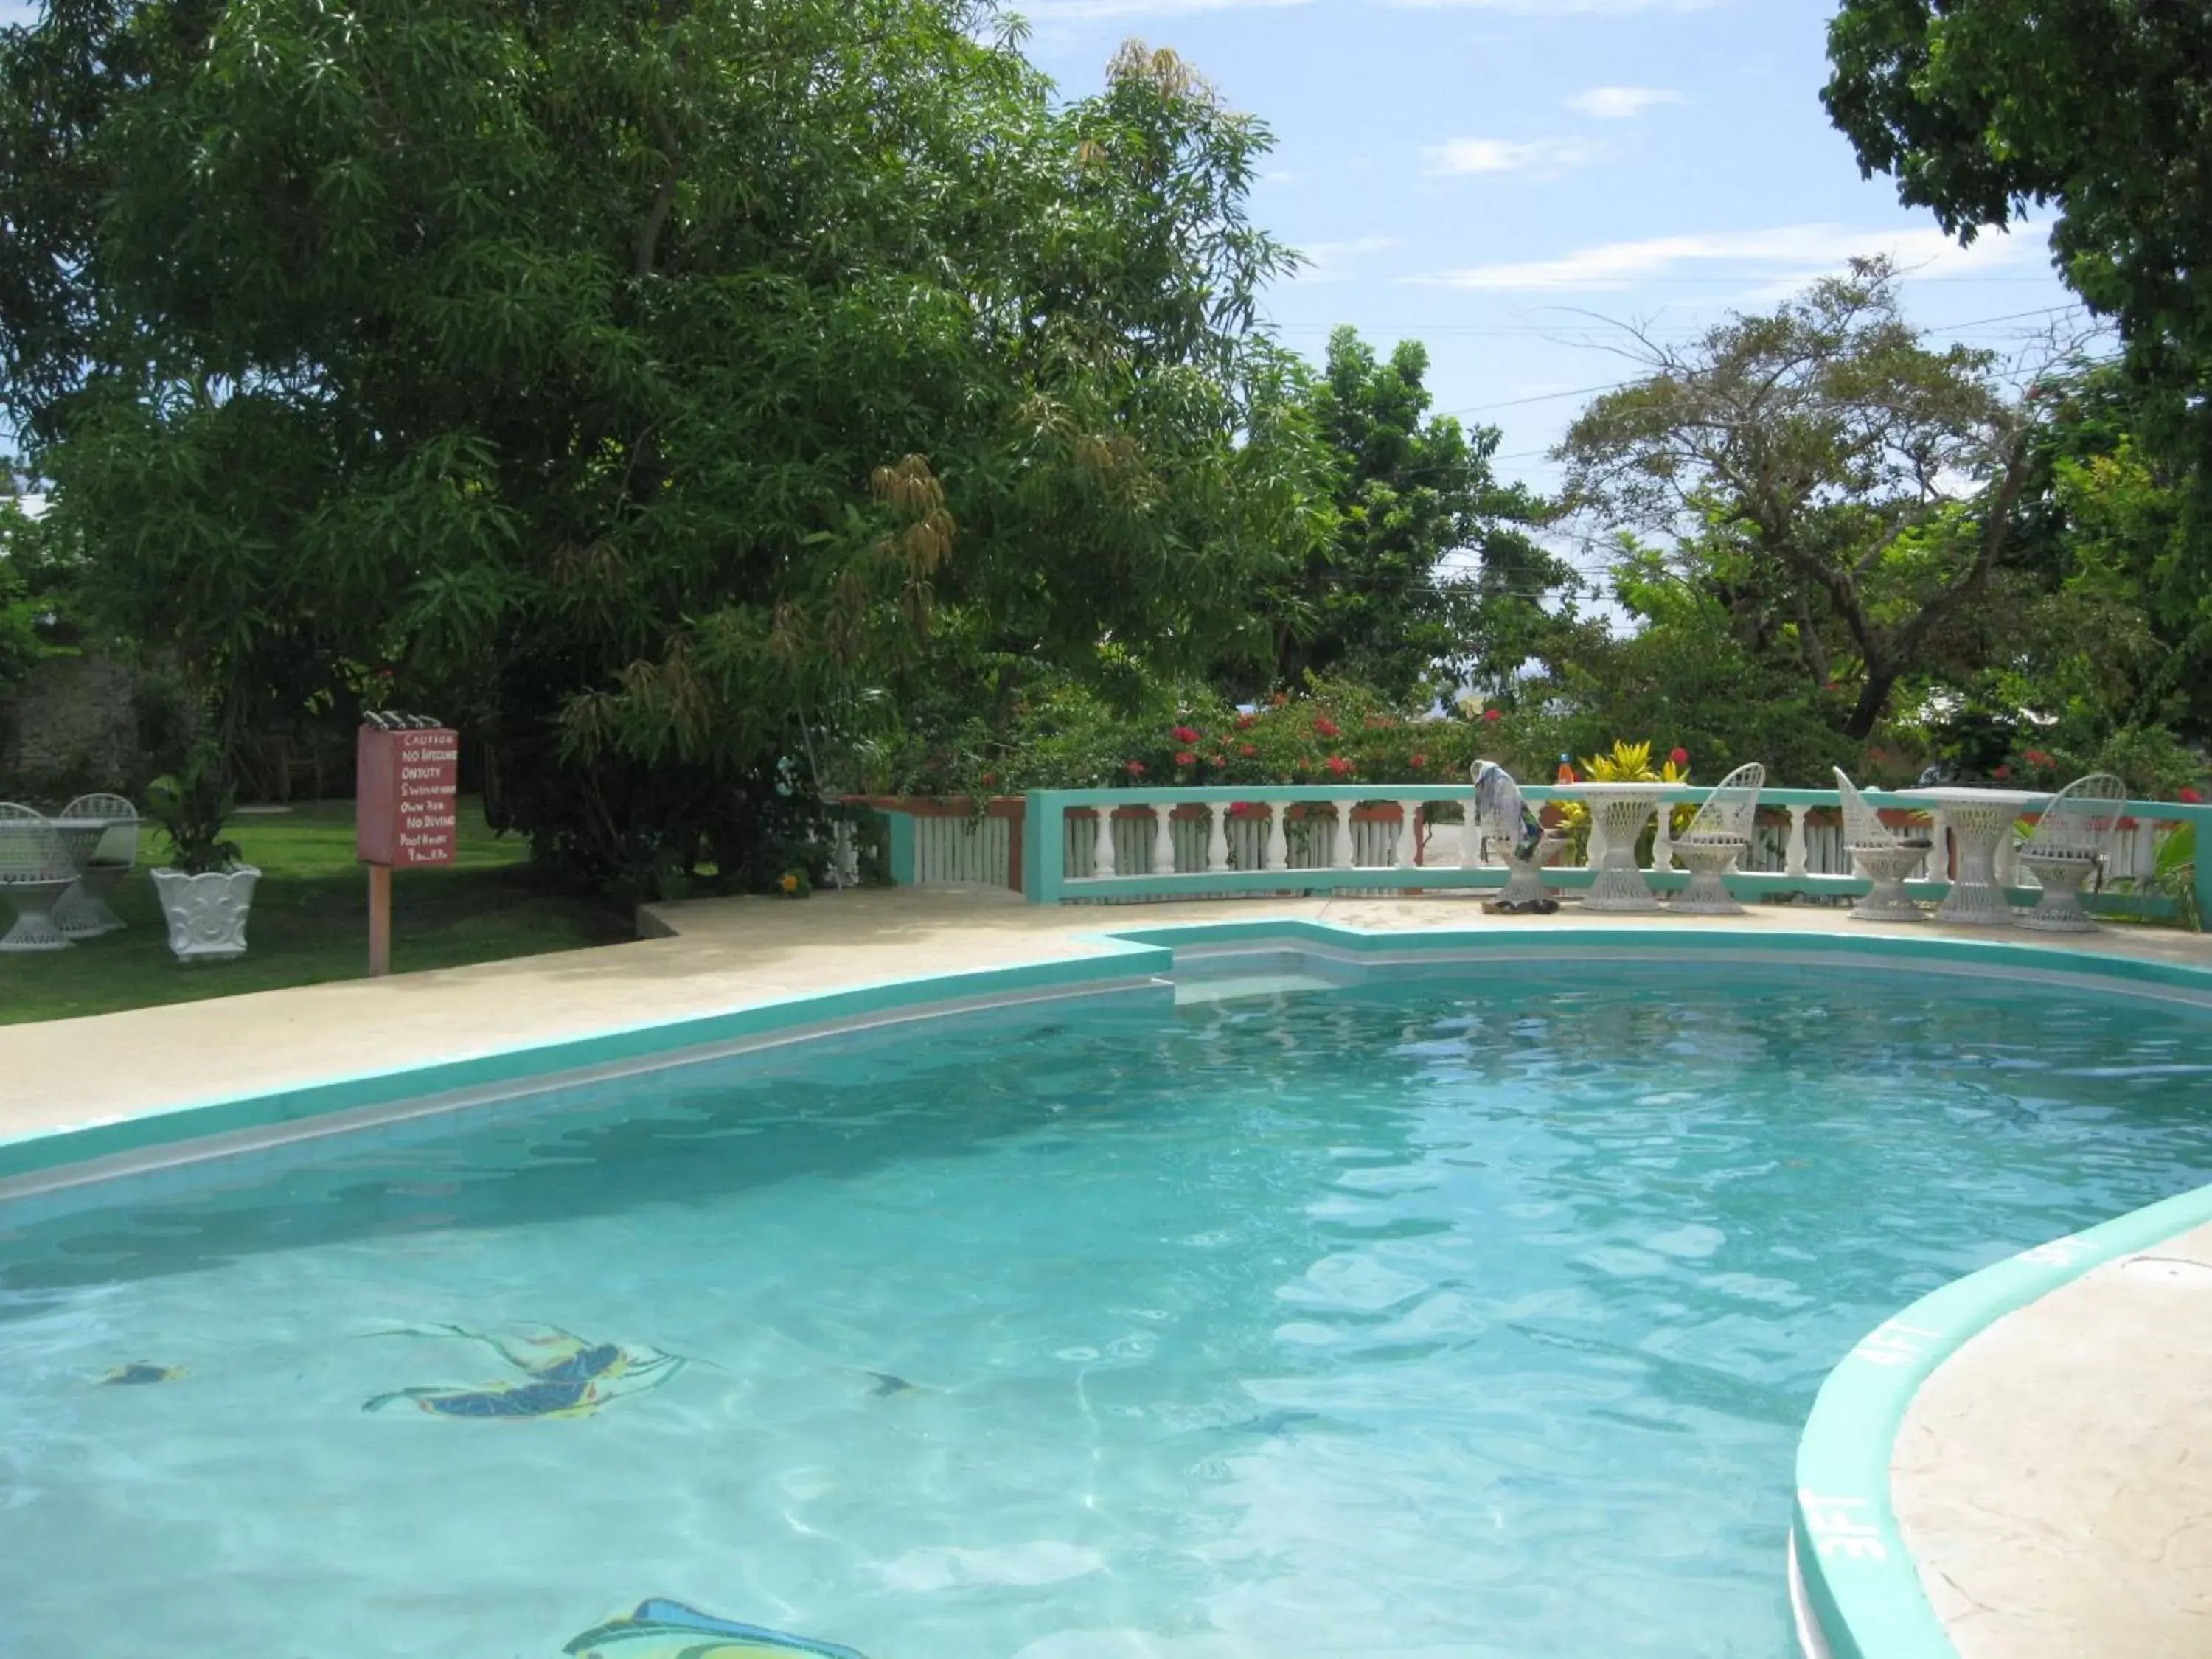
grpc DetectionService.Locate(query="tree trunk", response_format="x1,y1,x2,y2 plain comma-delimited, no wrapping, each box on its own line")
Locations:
1844,670,1897,741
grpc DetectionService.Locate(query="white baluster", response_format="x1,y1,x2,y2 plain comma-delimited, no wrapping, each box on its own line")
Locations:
1927,812,1950,883
1459,797,1484,867
1332,799,1355,869
1587,813,1609,870
1786,805,1809,879
1995,821,2019,888
1150,801,1176,876
1206,802,1231,874
1265,801,1290,872
1395,800,1420,868
1091,804,1116,879
1653,802,1676,872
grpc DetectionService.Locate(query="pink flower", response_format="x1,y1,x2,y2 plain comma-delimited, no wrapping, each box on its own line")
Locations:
1236,713,1257,730
1314,717,1340,739
1411,753,1427,769
1669,747,1689,767
980,771,996,786
1175,750,1197,766
2182,787,2205,804
1125,760,1145,776
1239,742,1257,757
1482,708,1503,723
1994,765,2012,780
1325,755,1351,776
2023,749,2051,766
1172,725,1200,744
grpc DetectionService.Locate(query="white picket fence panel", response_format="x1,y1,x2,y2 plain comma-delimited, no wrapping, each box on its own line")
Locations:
910,813,1013,888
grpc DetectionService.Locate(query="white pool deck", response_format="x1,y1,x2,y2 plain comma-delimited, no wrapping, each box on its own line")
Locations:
7,889,2212,1658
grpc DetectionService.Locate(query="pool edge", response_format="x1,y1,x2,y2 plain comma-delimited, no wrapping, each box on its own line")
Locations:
1790,1182,2212,1659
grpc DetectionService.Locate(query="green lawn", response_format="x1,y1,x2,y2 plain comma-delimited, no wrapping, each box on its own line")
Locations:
0,798,632,1026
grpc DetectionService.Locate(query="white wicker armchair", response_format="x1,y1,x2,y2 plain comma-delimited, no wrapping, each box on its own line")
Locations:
2017,773,2126,933
0,802,77,952
1671,763,1764,914
1835,768,1932,922
52,792,139,938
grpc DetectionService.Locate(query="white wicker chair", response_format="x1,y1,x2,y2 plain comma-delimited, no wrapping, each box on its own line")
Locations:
1836,768,1932,922
1671,763,1764,914
52,792,139,937
0,802,77,952
2016,773,2126,933
1471,761,1565,911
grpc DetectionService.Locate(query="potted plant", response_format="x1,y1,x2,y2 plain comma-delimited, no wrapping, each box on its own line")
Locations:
145,743,260,961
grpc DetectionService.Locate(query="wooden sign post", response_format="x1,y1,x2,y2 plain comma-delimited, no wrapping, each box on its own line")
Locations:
356,721,460,976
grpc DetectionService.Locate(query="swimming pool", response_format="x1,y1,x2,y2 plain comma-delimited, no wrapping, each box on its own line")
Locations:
4,959,2210,1658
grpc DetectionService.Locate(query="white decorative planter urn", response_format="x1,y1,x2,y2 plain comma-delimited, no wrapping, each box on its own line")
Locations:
151,866,262,962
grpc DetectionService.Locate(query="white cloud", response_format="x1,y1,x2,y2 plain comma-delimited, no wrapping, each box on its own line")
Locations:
1418,222,2045,292
1015,0,1309,16
1295,236,1405,282
1568,86,1686,119
1426,137,1600,177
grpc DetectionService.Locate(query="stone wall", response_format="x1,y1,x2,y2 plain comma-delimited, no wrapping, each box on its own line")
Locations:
0,653,139,793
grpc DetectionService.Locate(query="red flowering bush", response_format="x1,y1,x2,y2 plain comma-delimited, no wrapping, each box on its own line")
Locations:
880,674,1484,793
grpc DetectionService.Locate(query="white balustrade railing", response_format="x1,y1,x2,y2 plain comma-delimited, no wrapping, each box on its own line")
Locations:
849,787,2205,916
995,785,2210,917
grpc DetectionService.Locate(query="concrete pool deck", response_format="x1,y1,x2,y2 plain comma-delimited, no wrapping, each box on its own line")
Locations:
7,889,2212,1658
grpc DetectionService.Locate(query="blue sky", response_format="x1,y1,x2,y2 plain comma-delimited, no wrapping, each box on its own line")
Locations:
1018,0,2084,512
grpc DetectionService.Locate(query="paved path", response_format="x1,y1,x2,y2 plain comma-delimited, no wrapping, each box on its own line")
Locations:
4,889,2210,1659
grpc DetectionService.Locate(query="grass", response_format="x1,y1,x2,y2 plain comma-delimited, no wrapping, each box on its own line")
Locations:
0,797,633,1026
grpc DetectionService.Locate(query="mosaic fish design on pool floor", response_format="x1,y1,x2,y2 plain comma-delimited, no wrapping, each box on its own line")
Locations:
363,1323,687,1419
100,1362,184,1386
563,1599,867,1658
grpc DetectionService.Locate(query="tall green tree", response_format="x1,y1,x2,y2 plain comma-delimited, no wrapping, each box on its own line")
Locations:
1823,1,2212,467
1989,361,2212,748
1237,326,1565,705
1557,261,2038,740
0,4,1317,890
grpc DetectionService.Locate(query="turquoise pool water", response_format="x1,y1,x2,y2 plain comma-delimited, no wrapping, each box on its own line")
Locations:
4,963,2212,1658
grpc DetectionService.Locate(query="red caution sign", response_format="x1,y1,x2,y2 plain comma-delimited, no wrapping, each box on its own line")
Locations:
358,725,459,867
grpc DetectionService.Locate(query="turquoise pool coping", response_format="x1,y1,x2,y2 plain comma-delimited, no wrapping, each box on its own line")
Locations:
0,938,1177,1189
7,914,2211,1659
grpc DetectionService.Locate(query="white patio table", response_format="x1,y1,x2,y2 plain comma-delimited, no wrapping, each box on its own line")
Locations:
1557,781,1680,913
1893,787,2049,926
0,814,111,950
